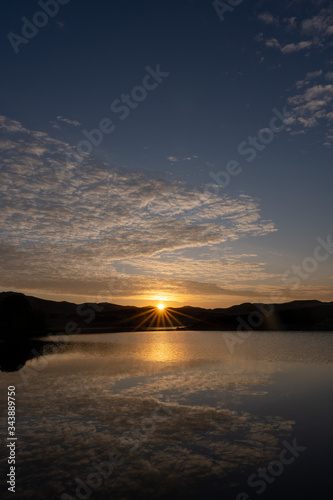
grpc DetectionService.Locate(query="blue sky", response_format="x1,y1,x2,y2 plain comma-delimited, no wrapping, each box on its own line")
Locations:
0,0,332,307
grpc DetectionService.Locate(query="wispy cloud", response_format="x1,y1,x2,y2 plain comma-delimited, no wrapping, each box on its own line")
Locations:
255,3,333,145
258,12,279,26
56,115,82,126
296,70,323,87
0,116,276,301
283,16,297,30
286,84,333,138
264,38,314,53
301,8,333,38
281,40,313,53
259,6,333,55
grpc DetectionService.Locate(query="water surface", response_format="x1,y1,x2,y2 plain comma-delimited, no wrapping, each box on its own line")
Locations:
0,331,332,499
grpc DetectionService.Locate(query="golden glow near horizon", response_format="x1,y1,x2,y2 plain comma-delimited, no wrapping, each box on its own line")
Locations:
142,332,186,362
157,303,165,310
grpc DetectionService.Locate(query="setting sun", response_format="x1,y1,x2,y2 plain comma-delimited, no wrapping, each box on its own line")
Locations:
157,303,165,310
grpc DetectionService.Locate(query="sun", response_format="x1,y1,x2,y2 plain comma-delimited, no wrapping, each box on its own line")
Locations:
157,303,165,310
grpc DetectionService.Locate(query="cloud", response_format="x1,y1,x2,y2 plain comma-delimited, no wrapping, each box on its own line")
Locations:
258,12,279,25
56,115,82,126
254,32,264,42
259,6,333,56
296,70,324,89
265,38,281,49
286,84,333,140
257,4,333,145
306,69,324,79
301,8,333,38
169,155,199,161
264,39,313,53
284,17,297,29
0,115,30,133
0,116,277,300
121,250,276,287
281,40,313,53
50,122,60,129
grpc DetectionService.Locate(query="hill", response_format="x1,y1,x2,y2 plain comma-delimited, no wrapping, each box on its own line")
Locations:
1,292,333,341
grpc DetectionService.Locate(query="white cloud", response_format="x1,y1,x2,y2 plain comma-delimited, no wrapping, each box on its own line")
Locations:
0,115,30,133
296,70,324,89
284,17,297,29
257,6,332,144
182,155,199,161
286,84,333,142
0,116,276,300
260,6,333,56
254,32,264,42
281,40,313,53
308,69,324,78
56,115,81,126
50,121,61,129
258,12,279,25
265,38,280,49
301,8,333,38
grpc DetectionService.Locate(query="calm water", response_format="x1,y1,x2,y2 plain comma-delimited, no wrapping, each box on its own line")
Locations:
1,331,333,500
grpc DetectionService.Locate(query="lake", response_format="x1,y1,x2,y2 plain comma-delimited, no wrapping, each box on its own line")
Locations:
1,330,333,500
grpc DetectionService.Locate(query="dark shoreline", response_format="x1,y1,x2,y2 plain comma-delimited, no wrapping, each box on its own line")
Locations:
1,292,333,345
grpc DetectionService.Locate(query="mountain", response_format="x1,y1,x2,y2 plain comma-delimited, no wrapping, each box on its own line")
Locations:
0,292,333,341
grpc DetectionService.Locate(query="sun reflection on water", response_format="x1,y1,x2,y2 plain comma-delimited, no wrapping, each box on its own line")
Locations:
141,332,188,362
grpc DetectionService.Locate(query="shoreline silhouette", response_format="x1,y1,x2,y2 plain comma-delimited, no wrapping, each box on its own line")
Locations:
1,291,333,345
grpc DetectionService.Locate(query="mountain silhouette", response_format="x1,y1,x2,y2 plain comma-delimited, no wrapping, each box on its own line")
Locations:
0,292,333,341
0,339,68,372
0,292,46,342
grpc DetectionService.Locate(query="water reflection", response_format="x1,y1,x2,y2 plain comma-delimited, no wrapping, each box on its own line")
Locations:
0,339,68,372
0,387,295,500
139,331,190,362
0,331,332,499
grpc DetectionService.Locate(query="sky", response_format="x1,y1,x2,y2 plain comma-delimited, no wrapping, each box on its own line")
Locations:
0,0,332,308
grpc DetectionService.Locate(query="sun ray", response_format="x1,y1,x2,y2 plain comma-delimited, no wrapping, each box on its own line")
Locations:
162,310,175,328
133,309,157,331
119,307,156,323
148,310,160,329
167,308,200,321
164,310,183,327
100,303,202,332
